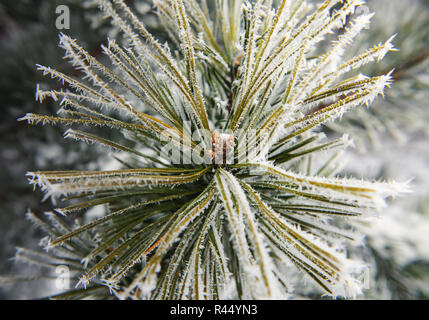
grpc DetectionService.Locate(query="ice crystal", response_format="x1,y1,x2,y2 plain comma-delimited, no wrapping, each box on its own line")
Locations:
11,0,411,299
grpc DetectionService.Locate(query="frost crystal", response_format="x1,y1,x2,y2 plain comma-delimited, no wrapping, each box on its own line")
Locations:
13,0,411,300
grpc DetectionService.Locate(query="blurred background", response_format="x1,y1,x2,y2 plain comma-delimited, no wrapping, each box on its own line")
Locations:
0,0,428,299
